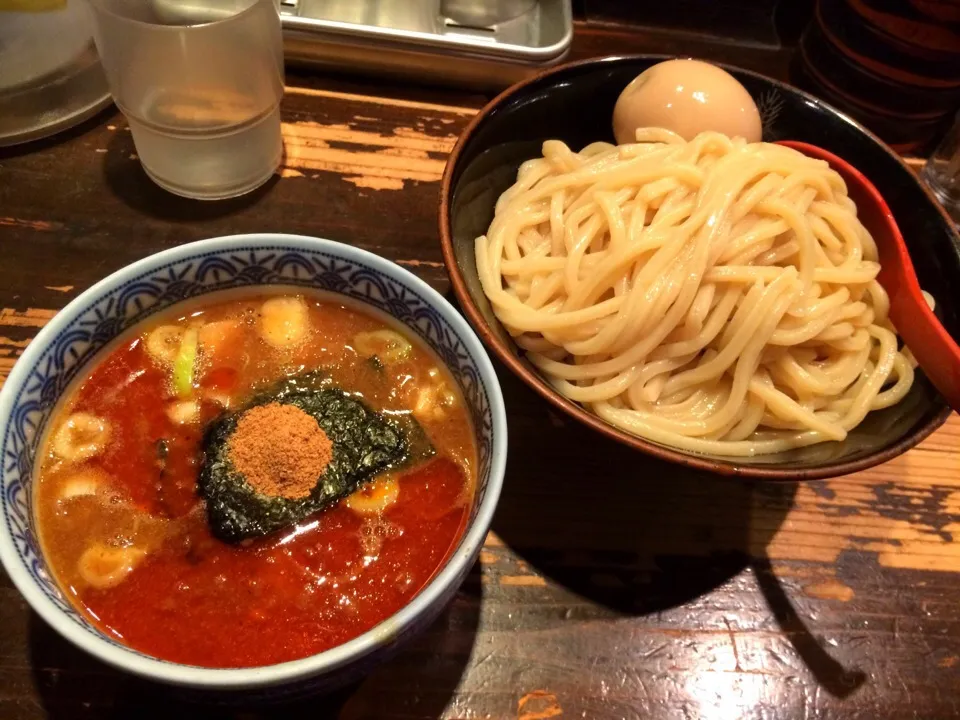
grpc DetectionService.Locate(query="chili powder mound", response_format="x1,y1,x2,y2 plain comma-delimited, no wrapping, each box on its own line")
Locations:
227,402,333,499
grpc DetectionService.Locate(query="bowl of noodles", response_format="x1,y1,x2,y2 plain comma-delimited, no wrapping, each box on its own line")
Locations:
439,55,960,479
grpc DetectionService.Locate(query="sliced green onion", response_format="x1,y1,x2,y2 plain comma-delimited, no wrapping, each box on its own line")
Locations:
172,328,199,398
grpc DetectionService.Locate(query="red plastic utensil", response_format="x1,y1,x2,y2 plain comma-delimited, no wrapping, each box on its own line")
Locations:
778,140,960,414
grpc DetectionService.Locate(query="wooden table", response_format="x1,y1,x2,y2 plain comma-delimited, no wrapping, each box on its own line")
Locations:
1,24,959,720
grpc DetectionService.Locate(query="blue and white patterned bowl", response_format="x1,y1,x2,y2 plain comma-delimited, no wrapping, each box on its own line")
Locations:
0,234,507,693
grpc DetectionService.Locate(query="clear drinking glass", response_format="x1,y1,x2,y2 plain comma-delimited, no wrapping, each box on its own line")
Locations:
87,0,284,200
921,111,960,222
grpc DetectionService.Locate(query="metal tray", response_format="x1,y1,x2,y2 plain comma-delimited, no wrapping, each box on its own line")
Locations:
282,0,572,90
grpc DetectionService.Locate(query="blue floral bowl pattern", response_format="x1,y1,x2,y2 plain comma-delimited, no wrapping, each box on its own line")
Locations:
0,234,507,691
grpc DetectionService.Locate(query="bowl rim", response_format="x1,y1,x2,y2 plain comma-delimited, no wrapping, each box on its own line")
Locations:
0,232,508,688
438,53,954,481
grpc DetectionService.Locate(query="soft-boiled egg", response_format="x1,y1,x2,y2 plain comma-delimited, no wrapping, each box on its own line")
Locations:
612,59,762,144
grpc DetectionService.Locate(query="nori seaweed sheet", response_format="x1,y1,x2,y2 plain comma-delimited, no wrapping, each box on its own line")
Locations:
199,370,433,543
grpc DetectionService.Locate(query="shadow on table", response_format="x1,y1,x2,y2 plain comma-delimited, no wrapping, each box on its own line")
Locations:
101,126,279,223
29,562,482,720
752,556,866,698
491,365,798,615
490,364,865,697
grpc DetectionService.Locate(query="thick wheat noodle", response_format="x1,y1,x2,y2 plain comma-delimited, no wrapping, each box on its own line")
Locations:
475,129,921,456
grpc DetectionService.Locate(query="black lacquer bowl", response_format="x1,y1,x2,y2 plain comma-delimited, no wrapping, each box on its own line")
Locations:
440,55,960,480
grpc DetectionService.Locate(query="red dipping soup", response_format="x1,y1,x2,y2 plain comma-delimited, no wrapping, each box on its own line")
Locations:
35,290,476,668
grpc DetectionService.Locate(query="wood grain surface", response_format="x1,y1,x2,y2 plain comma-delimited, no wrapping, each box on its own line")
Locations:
1,21,958,720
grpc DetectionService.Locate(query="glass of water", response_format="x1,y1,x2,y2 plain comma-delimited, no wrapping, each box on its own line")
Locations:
921,111,960,222
87,0,284,200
